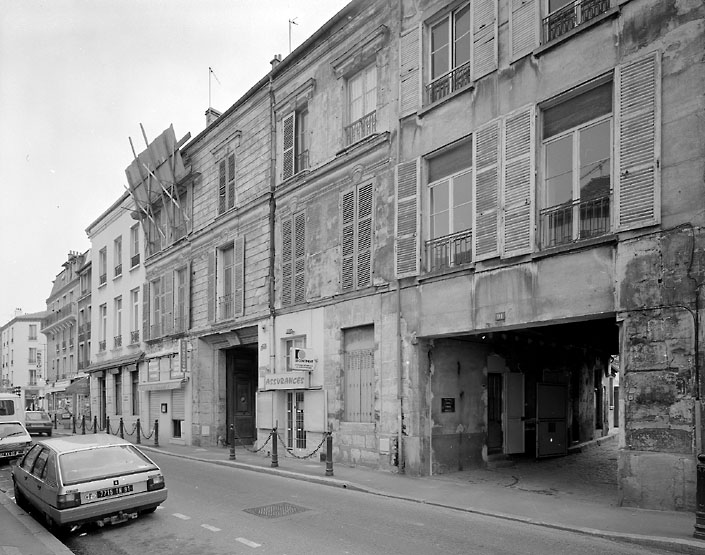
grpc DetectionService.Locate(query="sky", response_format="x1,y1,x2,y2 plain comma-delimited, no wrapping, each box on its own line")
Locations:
0,0,351,323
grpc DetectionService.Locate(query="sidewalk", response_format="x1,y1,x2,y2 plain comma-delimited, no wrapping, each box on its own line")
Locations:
3,429,704,555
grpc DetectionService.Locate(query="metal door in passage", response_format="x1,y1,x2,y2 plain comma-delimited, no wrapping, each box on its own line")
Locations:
536,383,568,458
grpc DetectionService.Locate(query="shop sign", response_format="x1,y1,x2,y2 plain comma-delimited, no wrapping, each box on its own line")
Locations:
290,348,316,371
262,371,310,390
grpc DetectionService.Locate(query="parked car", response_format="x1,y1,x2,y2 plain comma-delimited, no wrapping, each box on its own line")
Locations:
0,421,32,462
12,434,167,533
24,410,53,436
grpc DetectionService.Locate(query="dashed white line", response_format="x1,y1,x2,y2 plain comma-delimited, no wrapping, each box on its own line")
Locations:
201,524,221,532
236,537,261,548
172,513,191,520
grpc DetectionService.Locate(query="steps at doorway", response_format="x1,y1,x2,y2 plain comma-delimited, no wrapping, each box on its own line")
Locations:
486,453,515,469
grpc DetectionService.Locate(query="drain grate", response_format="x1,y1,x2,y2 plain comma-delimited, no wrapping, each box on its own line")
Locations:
244,502,309,519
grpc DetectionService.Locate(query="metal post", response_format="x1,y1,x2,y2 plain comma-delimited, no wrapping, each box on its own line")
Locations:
271,427,278,468
229,424,236,460
695,454,705,539
136,419,141,444
325,432,334,476
119,418,124,439
106,415,111,434
54,413,57,430
81,415,86,435
72,415,76,434
93,415,98,434
154,419,159,447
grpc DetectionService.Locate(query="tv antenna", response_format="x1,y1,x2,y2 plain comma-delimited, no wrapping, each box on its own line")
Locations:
289,18,298,54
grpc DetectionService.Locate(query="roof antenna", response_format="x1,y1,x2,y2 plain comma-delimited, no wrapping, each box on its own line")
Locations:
288,18,298,54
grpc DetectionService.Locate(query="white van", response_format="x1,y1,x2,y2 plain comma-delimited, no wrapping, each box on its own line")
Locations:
0,393,25,424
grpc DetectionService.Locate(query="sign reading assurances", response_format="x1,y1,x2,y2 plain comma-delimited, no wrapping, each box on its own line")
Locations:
262,371,310,390
291,347,316,371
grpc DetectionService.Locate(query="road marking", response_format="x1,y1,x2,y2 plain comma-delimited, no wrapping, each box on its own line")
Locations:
172,513,191,520
201,524,221,532
236,537,261,548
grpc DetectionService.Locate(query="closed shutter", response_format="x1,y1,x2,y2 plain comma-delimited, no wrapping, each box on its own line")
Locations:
341,189,355,291
473,0,498,80
207,250,216,323
395,159,419,277
502,106,535,257
227,153,236,209
357,183,373,288
294,212,306,303
218,159,226,214
183,260,191,330
148,392,160,432
142,282,150,341
473,119,500,260
399,26,420,117
163,272,174,336
510,0,537,61
233,236,245,316
172,388,185,420
615,52,661,231
282,113,295,180
282,218,293,306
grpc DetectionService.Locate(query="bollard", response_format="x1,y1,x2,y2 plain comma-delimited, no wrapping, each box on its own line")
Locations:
229,424,236,460
81,415,86,435
54,413,58,430
136,419,141,444
93,415,98,434
325,432,334,477
154,419,159,447
695,454,705,539
106,416,111,434
72,415,76,434
271,427,278,468
119,418,124,439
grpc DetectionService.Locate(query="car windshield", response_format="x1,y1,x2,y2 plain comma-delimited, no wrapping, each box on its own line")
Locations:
26,412,49,421
0,422,27,440
59,444,158,485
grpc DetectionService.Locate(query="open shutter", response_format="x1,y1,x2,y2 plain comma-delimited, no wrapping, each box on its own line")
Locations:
282,218,293,306
207,250,216,323
163,272,174,336
282,113,295,181
227,153,236,210
510,0,538,61
341,190,355,291
395,159,419,277
184,260,191,330
218,159,227,214
399,26,420,117
142,282,150,341
473,119,500,260
233,236,245,316
357,182,373,288
615,52,661,231
472,0,498,80
294,212,307,303
502,106,535,257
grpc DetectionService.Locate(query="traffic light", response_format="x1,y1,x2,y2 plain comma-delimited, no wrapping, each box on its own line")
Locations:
12,386,21,396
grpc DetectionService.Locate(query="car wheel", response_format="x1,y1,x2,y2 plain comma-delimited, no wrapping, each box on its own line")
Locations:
13,482,29,511
141,506,157,515
44,512,68,535
47,430,52,437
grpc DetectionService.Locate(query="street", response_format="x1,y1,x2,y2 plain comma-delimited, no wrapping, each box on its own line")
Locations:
0,452,680,555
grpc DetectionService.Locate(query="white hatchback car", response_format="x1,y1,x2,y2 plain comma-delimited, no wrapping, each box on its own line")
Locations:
0,421,32,461
12,434,167,532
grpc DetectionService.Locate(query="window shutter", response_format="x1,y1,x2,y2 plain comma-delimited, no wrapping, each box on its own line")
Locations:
341,190,355,291
172,388,185,420
218,160,226,214
227,153,236,210
282,113,295,180
294,212,306,304
399,26,420,117
502,106,535,257
142,282,150,341
163,272,174,336
472,0,498,80
357,183,373,288
473,119,500,260
395,159,420,277
282,218,293,306
207,250,216,323
184,260,191,331
510,0,537,61
615,52,661,231
233,236,245,316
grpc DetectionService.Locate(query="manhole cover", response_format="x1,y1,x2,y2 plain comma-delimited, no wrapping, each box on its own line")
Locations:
244,502,309,518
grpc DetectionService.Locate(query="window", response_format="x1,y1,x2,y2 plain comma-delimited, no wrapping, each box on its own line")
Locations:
218,244,234,320
426,140,473,271
345,64,377,146
114,297,122,348
130,288,140,344
114,372,122,416
541,80,612,248
218,153,236,214
130,224,140,268
146,207,165,256
282,108,310,180
150,278,163,338
283,337,305,371
175,267,188,332
172,190,188,240
28,325,37,340
286,391,306,449
341,183,373,291
542,0,611,44
428,2,471,104
99,304,107,352
343,326,374,423
131,370,139,416
28,347,36,364
282,212,306,306
114,236,122,277
98,248,107,286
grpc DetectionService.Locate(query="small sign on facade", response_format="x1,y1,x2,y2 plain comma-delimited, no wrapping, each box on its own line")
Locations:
441,397,455,413
262,371,310,390
291,347,316,371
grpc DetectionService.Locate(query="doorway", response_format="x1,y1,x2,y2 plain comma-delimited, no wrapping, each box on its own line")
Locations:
487,373,503,453
225,347,257,445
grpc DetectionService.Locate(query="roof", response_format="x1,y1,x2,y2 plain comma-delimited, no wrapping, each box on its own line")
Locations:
35,434,132,454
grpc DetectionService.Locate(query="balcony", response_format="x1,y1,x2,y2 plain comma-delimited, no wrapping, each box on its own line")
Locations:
42,302,77,332
425,61,472,105
131,253,140,267
425,229,473,272
99,273,107,286
130,330,140,344
540,193,611,249
344,111,376,147
98,340,106,352
114,335,122,348
542,0,610,43
218,294,233,321
114,264,122,277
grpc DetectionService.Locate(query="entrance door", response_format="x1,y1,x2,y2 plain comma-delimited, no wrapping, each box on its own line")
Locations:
536,383,568,457
504,373,525,454
487,373,503,453
226,348,256,445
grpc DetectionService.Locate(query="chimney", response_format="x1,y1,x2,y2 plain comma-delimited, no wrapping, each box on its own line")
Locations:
205,107,222,127
270,54,282,70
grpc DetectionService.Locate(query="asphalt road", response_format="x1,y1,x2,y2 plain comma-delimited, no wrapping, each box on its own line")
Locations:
0,451,679,555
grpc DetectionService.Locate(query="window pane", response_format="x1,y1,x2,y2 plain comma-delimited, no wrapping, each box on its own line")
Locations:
452,171,473,232
364,66,377,114
454,5,471,68
545,136,573,207
349,72,364,121
428,140,472,182
549,0,572,12
431,19,450,79
430,180,450,238
543,81,613,139
580,120,611,199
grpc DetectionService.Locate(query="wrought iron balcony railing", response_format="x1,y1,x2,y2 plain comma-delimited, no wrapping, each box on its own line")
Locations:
114,264,122,277
130,330,140,344
131,253,140,267
425,229,473,272
114,335,122,348
98,340,106,352
539,193,611,248
219,294,233,321
542,0,610,43
99,273,107,286
344,111,377,147
425,61,472,105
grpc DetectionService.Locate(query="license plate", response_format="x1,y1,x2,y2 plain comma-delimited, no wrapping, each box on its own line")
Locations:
97,484,134,499
1,450,22,457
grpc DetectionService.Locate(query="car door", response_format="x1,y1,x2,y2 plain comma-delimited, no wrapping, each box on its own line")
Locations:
16,445,42,507
32,447,59,509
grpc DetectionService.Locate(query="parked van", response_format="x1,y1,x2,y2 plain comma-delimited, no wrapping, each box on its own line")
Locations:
0,393,25,424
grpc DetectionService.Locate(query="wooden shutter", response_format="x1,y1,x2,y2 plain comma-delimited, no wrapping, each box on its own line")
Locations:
142,282,150,341
233,236,245,316
395,159,419,277
615,52,661,231
357,182,373,288
473,119,500,260
282,113,295,180
227,153,236,210
218,160,226,214
502,106,535,257
282,218,293,306
183,261,191,331
510,0,537,61
399,26,420,117
293,212,306,304
341,190,355,291
163,272,174,336
472,0,498,80
207,250,216,323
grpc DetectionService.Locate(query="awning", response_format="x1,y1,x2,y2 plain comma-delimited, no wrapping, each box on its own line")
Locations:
86,352,144,374
65,377,90,395
138,379,187,392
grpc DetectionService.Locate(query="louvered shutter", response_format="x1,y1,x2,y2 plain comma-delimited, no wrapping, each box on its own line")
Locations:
357,183,373,288
473,119,500,260
218,160,226,214
472,0,498,80
502,106,535,257
163,272,174,335
142,282,150,341
282,113,295,180
399,26,420,117
207,250,216,323
183,261,191,331
294,212,306,303
341,190,355,291
233,236,245,316
282,218,293,306
510,0,537,61
227,153,236,209
615,52,661,231
395,159,419,277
